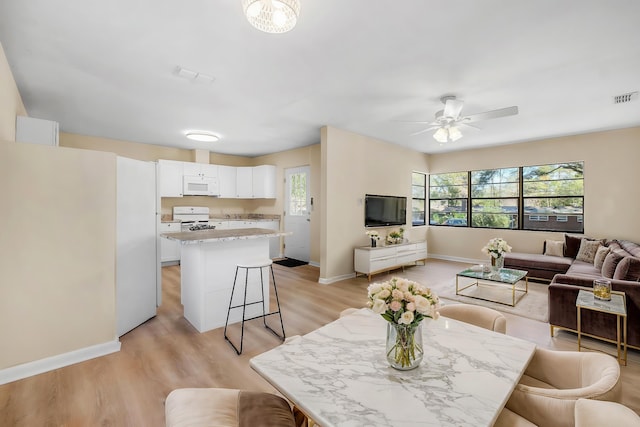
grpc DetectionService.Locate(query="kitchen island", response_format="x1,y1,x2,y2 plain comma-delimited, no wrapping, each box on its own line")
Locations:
162,228,290,333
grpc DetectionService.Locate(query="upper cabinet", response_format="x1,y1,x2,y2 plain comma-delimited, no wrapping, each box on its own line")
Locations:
158,159,184,197
158,161,276,199
252,165,277,198
218,165,237,198
236,167,253,198
183,162,218,178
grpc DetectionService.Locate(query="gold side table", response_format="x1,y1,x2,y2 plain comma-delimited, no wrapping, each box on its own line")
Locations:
576,289,627,365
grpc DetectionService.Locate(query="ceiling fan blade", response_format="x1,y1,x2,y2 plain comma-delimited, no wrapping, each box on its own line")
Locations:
443,98,464,118
463,106,518,123
394,120,434,124
410,126,439,137
460,122,482,129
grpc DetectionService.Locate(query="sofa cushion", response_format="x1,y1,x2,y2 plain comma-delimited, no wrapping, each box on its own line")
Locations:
593,246,611,269
505,252,573,272
601,250,627,279
613,257,640,282
618,240,640,258
567,260,603,278
544,240,565,257
576,239,602,263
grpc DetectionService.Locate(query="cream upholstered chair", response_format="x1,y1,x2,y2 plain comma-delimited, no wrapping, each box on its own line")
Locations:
505,348,621,427
574,399,640,426
493,407,537,427
438,304,507,334
165,388,304,427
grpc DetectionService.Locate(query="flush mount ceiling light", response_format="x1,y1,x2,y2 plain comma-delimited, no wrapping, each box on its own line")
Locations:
185,131,220,142
242,0,300,34
433,125,463,144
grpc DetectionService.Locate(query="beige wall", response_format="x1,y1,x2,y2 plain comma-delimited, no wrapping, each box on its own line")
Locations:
428,127,640,262
61,132,323,262
0,42,26,141
0,141,117,369
321,126,429,281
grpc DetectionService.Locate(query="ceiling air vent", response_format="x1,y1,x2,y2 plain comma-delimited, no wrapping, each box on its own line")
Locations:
613,91,638,104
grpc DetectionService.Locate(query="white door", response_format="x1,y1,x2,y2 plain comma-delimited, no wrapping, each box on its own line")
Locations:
117,157,158,336
284,166,310,262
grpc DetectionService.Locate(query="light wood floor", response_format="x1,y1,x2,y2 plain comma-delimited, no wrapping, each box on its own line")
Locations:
1,259,638,426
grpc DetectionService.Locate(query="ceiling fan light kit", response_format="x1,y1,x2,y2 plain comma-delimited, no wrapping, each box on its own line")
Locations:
242,0,300,34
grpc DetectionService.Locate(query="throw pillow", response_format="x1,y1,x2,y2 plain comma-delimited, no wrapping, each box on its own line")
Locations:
601,250,627,279
575,238,602,263
593,246,611,269
613,256,640,282
564,234,583,258
544,240,565,257
564,234,605,258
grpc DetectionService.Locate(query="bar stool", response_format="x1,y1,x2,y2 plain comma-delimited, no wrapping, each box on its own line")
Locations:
224,259,285,354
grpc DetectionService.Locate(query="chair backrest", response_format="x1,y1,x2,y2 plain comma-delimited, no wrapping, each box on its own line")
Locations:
438,304,507,334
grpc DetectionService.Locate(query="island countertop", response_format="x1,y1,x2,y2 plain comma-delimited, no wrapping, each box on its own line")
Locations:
161,227,289,244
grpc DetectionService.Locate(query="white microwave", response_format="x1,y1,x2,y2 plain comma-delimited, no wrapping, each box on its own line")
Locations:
183,175,219,196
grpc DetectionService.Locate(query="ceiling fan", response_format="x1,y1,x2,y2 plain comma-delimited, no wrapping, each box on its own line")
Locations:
408,95,519,143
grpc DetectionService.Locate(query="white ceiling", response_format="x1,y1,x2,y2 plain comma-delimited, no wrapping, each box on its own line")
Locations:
1,0,639,157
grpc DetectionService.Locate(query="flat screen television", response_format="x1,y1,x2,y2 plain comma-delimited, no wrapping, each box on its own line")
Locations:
365,194,407,227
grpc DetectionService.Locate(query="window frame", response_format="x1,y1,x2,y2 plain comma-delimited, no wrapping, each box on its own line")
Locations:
411,171,427,226
429,161,584,232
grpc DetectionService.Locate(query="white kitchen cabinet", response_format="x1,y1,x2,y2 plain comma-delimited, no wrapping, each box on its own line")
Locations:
236,167,253,198
16,116,59,146
217,165,237,198
159,222,181,263
252,165,277,199
183,162,218,179
354,241,427,280
158,159,184,197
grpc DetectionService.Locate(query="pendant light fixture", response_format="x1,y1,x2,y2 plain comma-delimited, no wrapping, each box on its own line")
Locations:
242,0,300,34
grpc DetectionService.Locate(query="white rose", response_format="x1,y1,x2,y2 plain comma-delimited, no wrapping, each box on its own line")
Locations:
371,299,388,314
377,289,391,299
398,311,414,325
413,295,432,314
367,283,382,295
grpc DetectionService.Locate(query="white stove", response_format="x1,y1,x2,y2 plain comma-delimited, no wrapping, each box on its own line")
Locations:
173,206,216,231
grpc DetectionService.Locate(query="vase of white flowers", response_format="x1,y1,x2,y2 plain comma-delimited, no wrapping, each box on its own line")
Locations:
481,238,512,270
367,277,440,370
365,230,380,247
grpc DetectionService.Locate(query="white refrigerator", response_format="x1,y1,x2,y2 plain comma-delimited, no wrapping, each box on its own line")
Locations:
116,156,159,336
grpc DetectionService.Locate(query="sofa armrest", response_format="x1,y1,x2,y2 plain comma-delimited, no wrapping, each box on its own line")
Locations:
551,274,595,288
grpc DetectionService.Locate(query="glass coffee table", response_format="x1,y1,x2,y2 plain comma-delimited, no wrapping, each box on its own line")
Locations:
456,267,528,307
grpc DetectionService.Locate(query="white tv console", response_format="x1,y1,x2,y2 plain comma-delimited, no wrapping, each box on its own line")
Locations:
354,240,427,281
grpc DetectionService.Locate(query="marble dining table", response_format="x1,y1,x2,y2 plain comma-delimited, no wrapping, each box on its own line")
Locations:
250,308,536,427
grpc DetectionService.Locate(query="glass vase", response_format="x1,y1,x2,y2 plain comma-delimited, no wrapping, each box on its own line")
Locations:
386,322,423,370
491,255,504,270
371,238,377,248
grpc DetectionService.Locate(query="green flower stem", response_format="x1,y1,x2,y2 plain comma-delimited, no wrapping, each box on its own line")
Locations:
387,324,422,368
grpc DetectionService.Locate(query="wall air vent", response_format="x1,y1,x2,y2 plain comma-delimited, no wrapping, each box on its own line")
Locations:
613,91,638,104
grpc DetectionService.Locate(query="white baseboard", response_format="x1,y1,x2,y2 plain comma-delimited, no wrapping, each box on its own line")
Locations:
319,272,356,285
0,340,121,385
427,253,485,265
308,260,320,268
